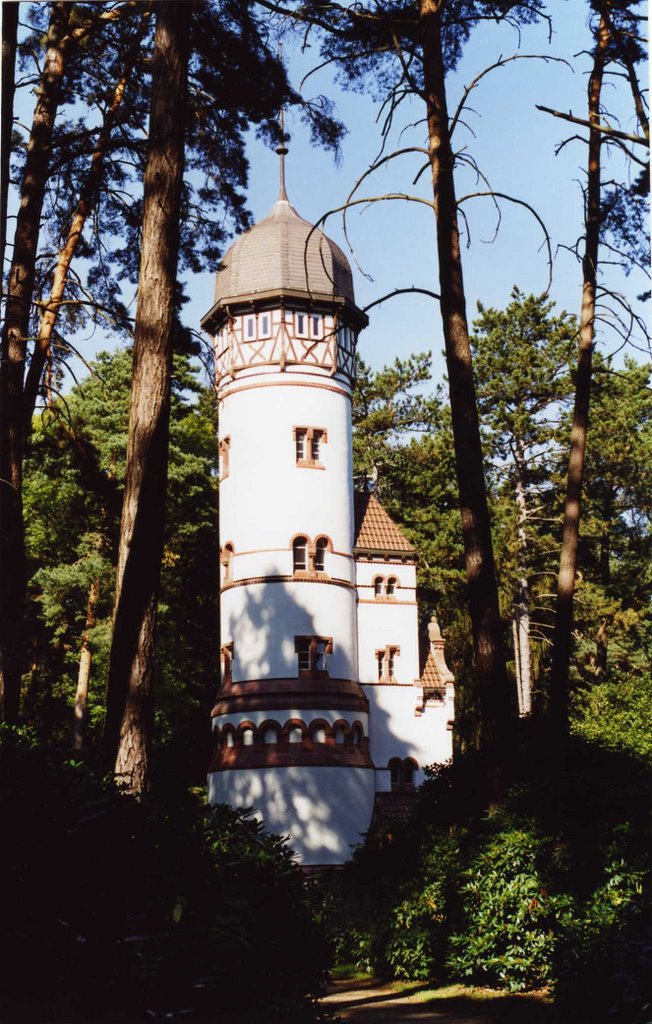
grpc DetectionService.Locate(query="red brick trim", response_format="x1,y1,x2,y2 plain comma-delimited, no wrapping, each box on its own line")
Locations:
221,574,355,593
219,378,352,401
357,599,417,607
209,746,373,772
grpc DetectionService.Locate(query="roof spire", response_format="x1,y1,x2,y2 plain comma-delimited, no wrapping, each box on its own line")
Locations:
276,43,289,202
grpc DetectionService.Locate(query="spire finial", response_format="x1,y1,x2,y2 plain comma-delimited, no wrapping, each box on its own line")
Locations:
276,43,289,201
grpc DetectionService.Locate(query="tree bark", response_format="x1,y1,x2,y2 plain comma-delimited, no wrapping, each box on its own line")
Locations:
74,578,100,750
104,1,190,794
23,18,148,428
513,438,532,715
0,1,72,723
1,0,19,284
418,0,512,798
549,12,610,739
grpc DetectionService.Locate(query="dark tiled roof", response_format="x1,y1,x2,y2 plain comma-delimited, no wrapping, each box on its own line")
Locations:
353,493,415,556
371,792,417,831
214,198,354,305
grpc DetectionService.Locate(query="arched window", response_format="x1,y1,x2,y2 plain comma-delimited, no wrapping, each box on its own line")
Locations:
221,542,234,583
388,758,402,788
241,728,254,747
333,723,347,745
314,537,328,573
288,726,303,744
351,724,363,747
386,576,397,596
262,724,279,745
222,727,235,749
402,758,418,788
373,576,384,598
292,536,308,572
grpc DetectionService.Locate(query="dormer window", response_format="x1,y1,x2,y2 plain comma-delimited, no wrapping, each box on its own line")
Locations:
294,426,327,467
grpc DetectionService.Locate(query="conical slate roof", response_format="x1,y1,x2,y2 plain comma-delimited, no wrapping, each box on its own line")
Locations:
213,197,355,305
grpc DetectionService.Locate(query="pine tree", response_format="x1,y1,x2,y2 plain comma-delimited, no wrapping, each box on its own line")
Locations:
471,290,575,714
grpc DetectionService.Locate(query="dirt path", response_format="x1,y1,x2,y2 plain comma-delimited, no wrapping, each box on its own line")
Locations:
321,978,556,1023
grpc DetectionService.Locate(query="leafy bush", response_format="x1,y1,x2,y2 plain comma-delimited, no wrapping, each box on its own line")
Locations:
318,741,651,1013
447,821,574,991
0,727,328,1023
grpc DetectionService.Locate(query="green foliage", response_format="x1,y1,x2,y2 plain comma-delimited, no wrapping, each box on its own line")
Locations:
23,348,219,777
317,740,651,1014
447,821,574,991
572,670,652,763
0,727,328,1022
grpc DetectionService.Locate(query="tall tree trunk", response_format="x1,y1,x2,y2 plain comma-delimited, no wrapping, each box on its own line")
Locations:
1,0,19,284
103,0,190,794
549,12,610,739
0,1,72,722
74,578,100,750
23,18,149,428
513,438,532,715
418,0,512,798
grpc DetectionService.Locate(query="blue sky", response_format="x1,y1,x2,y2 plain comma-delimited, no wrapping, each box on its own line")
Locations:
8,1,649,389
183,0,648,383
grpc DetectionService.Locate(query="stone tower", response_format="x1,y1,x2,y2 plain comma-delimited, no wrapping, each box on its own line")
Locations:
202,159,454,866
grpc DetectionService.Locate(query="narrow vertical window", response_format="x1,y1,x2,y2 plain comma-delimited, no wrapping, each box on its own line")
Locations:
219,436,231,480
221,543,234,583
296,312,306,336
221,643,233,685
386,577,397,596
314,537,328,573
311,314,321,338
295,429,307,462
374,576,384,598
310,429,322,463
292,536,308,572
245,316,255,339
297,638,311,674
259,313,270,337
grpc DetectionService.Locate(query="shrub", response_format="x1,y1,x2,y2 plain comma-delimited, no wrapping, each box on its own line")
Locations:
447,820,574,991
0,727,328,1023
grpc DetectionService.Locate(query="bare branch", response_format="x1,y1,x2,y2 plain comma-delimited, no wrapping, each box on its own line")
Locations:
536,104,649,147
451,54,572,138
457,190,553,290
362,286,440,315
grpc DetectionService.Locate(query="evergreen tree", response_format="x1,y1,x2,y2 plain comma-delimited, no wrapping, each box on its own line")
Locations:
23,347,219,779
471,290,575,713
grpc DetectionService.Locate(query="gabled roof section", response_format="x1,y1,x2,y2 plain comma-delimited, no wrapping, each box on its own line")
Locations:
353,493,415,558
